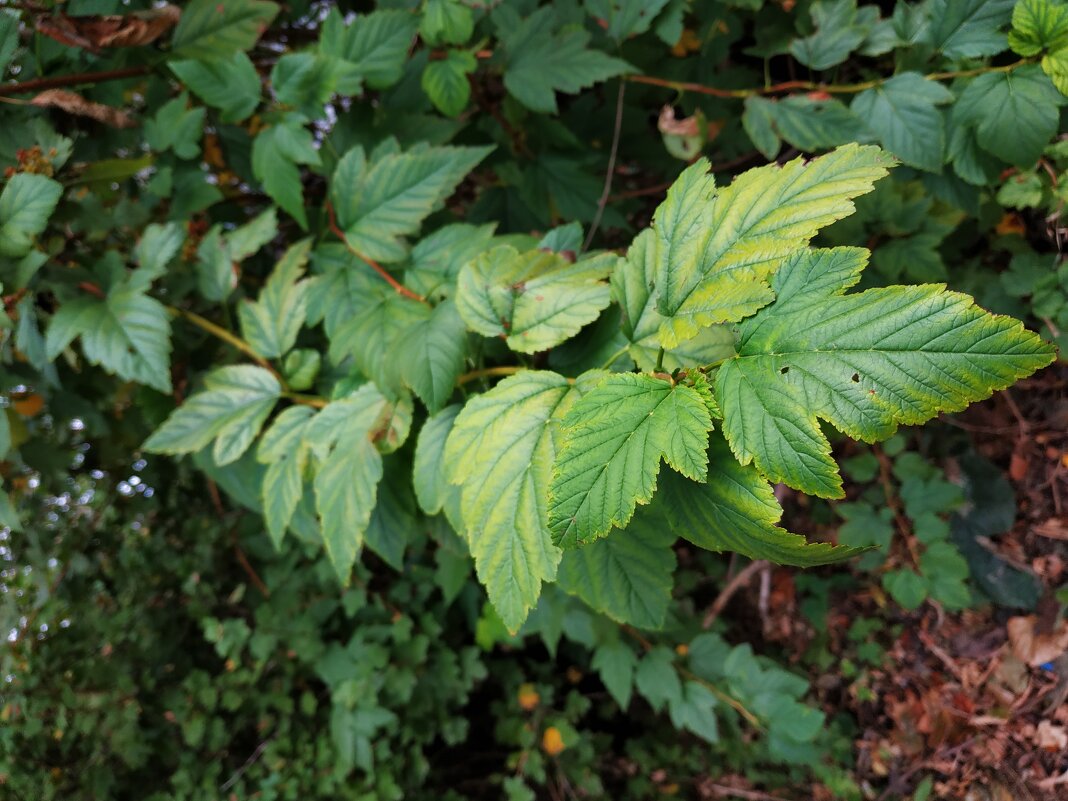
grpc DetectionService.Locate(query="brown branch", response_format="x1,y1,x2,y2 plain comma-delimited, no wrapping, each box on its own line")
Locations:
0,64,151,97
873,444,921,569
702,560,769,629
624,58,1034,100
582,80,625,253
325,201,427,303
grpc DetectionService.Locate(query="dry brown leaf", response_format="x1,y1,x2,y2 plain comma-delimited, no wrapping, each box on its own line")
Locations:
30,90,138,129
657,105,701,138
1034,720,1067,751
1033,518,1068,541
36,6,180,52
1006,615,1068,667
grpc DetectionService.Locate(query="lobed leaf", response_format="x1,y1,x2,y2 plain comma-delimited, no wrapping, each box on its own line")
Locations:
716,248,1057,498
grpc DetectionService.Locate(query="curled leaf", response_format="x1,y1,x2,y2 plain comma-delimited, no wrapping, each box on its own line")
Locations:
36,5,181,52
31,90,138,129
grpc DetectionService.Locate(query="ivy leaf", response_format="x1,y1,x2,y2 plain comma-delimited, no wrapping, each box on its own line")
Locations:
397,300,468,412
169,54,262,123
143,365,281,465
496,6,632,114
648,144,893,349
421,50,476,117
0,173,63,258
1009,0,1068,56
549,373,713,549
954,65,1066,168
716,248,1056,498
925,0,1015,59
457,246,616,354
46,290,172,394
251,113,321,229
238,239,311,359
330,142,492,263
556,517,676,629
851,73,953,172
443,371,575,632
257,405,315,549
657,434,863,566
170,0,279,60
320,8,419,94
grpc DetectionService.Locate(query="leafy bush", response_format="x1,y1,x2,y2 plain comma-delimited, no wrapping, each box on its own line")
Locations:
1,0,1063,798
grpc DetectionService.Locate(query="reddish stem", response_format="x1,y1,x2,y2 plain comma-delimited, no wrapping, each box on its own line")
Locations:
0,65,151,97
325,202,426,304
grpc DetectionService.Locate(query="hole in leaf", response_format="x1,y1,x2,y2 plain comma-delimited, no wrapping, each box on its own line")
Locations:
780,366,789,374
851,373,860,382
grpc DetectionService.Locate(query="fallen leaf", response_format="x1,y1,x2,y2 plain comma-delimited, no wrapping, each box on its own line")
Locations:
30,90,138,129
1007,615,1068,667
1035,720,1067,751
657,105,701,138
36,6,180,52
1034,518,1068,541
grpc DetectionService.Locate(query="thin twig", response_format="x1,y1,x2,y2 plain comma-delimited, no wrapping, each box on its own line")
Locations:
456,365,526,385
582,80,625,253
219,732,276,792
0,65,152,97
706,784,786,801
325,201,427,303
702,560,769,629
624,58,1033,100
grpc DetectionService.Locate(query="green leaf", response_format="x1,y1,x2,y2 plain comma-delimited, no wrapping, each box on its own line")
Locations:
257,405,315,549
145,92,206,160
549,373,713,548
657,434,863,566
227,207,278,262
790,0,872,71
238,239,311,359
585,0,671,42
331,142,492,263
497,6,632,114
592,639,637,708
420,0,475,45
612,231,737,372
421,50,475,117
170,0,279,60
1009,0,1068,56
851,73,953,172
413,404,462,515
456,246,616,354
925,0,1015,59
130,222,184,291
883,568,928,610
743,95,865,159
271,53,339,115
634,646,682,712
252,113,321,229
443,372,575,632
170,54,262,124
304,385,393,584
648,145,893,349
716,248,1056,498
46,290,173,394
0,173,63,258
668,681,720,744
320,8,419,94
397,300,468,412
0,12,18,76
556,518,676,629
954,65,1066,168
143,365,281,465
